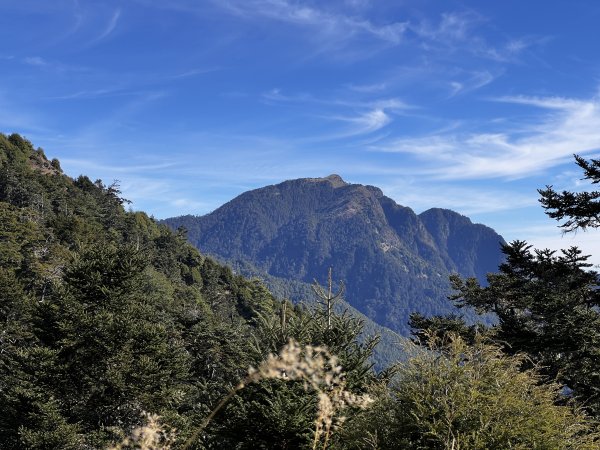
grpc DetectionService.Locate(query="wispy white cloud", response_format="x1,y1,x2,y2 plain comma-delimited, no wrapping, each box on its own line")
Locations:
263,88,411,110
346,82,387,93
112,175,211,216
134,0,539,68
23,56,47,67
371,93,600,180
448,70,498,97
380,181,537,215
40,66,217,103
494,95,585,110
329,108,391,136
374,135,457,156
20,55,90,74
449,81,463,97
93,8,121,43
480,36,549,62
59,159,176,174
216,0,408,45
171,67,220,79
412,11,478,42
171,197,208,209
217,2,532,64
45,88,138,100
409,11,537,63
261,87,409,138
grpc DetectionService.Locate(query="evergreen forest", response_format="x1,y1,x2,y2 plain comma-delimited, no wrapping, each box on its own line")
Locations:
1,132,600,449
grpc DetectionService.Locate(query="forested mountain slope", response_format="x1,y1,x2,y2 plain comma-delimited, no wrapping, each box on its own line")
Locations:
164,175,505,334
2,134,597,449
0,133,384,448
216,257,404,371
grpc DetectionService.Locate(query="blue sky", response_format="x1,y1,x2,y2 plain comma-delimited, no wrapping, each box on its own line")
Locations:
3,0,600,262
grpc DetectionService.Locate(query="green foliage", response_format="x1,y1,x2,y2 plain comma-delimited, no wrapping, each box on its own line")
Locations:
209,380,317,450
539,154,600,231
409,312,487,346
0,133,287,448
162,176,505,336
3,133,598,448
17,396,81,450
206,277,384,448
343,336,599,449
222,257,406,372
445,240,600,416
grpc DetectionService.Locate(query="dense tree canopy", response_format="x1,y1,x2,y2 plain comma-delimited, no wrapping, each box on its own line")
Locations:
2,135,599,448
0,133,385,449
447,240,600,415
0,133,286,448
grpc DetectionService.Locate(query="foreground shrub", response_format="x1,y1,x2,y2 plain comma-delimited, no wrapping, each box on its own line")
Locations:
342,336,599,449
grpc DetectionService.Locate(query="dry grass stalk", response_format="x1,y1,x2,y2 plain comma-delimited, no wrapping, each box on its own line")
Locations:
107,413,175,450
248,339,373,448
183,339,373,450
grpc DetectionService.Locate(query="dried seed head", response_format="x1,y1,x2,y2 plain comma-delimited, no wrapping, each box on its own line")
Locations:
108,413,175,450
246,339,373,448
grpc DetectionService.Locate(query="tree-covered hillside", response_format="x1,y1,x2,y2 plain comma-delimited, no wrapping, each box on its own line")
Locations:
0,133,268,447
163,175,505,335
0,133,383,448
218,257,405,372
2,134,597,449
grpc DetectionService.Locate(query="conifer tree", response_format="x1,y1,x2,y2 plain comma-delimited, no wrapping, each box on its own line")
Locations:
412,155,600,418
311,267,344,330
414,241,600,416
539,154,600,231
208,271,384,449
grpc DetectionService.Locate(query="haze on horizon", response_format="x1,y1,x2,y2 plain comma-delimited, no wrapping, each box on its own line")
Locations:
2,0,600,262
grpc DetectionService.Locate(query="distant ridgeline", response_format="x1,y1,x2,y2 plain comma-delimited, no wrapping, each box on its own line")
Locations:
163,174,506,335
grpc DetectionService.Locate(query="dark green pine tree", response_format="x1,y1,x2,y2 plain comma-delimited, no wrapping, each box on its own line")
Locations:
205,271,386,449
0,269,83,449
31,244,192,447
446,240,600,415
411,155,600,418
539,154,600,231
408,312,485,347
0,133,315,448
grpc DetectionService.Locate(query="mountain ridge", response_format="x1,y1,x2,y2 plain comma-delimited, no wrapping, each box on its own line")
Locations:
164,174,505,335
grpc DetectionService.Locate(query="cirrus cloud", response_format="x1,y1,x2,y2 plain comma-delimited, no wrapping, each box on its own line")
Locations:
371,93,600,180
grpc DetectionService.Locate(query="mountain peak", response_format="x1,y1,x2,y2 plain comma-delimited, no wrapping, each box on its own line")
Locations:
305,174,347,188
324,173,345,183
163,177,505,335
